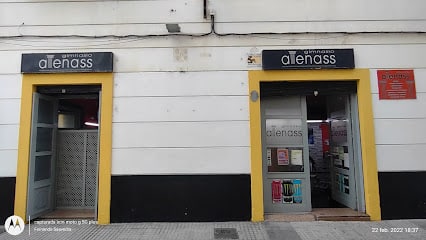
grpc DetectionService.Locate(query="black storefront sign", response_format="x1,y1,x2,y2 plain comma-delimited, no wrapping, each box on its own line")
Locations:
262,49,354,70
21,52,113,73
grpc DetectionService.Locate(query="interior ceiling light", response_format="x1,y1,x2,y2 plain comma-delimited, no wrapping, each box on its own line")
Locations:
85,122,99,127
306,120,330,123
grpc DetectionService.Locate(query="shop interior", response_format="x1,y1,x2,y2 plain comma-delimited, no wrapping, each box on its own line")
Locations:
306,95,345,208
35,85,100,219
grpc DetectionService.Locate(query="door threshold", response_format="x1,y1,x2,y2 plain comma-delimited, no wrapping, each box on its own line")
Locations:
39,209,95,219
312,208,370,221
265,208,370,222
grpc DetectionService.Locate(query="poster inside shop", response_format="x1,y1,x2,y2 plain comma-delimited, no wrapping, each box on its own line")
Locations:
277,148,289,165
267,149,272,166
291,149,303,165
272,180,282,203
271,179,303,204
335,173,350,195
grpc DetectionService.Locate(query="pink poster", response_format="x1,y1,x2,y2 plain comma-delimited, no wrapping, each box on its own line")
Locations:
277,148,289,165
272,180,282,203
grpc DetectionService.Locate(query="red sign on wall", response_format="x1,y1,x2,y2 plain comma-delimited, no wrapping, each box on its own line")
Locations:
377,70,416,100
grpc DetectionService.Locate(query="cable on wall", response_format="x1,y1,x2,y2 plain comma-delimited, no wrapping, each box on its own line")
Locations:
0,13,378,48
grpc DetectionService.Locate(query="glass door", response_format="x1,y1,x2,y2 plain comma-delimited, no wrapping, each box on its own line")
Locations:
261,96,311,213
27,93,58,219
328,95,357,209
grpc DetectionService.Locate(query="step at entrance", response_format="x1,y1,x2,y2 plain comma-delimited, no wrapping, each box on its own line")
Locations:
265,208,370,222
312,208,370,221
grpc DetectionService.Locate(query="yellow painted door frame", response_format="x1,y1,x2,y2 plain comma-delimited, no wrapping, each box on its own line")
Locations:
248,69,381,221
15,73,113,224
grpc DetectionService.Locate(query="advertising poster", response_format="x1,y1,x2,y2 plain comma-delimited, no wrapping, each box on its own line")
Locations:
277,148,289,165
331,120,347,144
282,180,294,203
273,179,303,204
335,173,340,192
337,174,345,193
320,123,330,152
291,149,303,165
343,146,349,169
343,175,350,194
308,128,314,144
272,180,282,203
267,148,272,166
338,146,345,161
292,179,303,204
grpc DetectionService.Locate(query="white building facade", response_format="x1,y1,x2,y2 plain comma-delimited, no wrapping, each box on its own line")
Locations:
0,0,425,223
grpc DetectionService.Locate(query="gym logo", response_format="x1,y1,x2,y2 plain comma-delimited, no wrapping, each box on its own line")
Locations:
38,53,94,70
4,215,25,235
280,49,337,66
262,49,355,70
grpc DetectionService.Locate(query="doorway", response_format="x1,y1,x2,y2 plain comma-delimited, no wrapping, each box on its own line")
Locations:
260,81,365,215
26,85,100,220
307,94,361,210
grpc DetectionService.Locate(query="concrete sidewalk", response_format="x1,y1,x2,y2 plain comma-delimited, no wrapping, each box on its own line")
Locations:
0,219,424,240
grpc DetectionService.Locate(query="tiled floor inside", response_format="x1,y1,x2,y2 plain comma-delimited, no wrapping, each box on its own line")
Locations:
40,209,95,219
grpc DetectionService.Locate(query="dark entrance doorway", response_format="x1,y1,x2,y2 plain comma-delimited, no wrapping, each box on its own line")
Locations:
27,85,100,220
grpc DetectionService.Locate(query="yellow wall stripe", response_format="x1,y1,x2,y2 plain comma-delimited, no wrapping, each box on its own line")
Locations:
356,70,381,221
14,78,34,222
248,74,264,222
248,69,381,221
15,73,113,224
